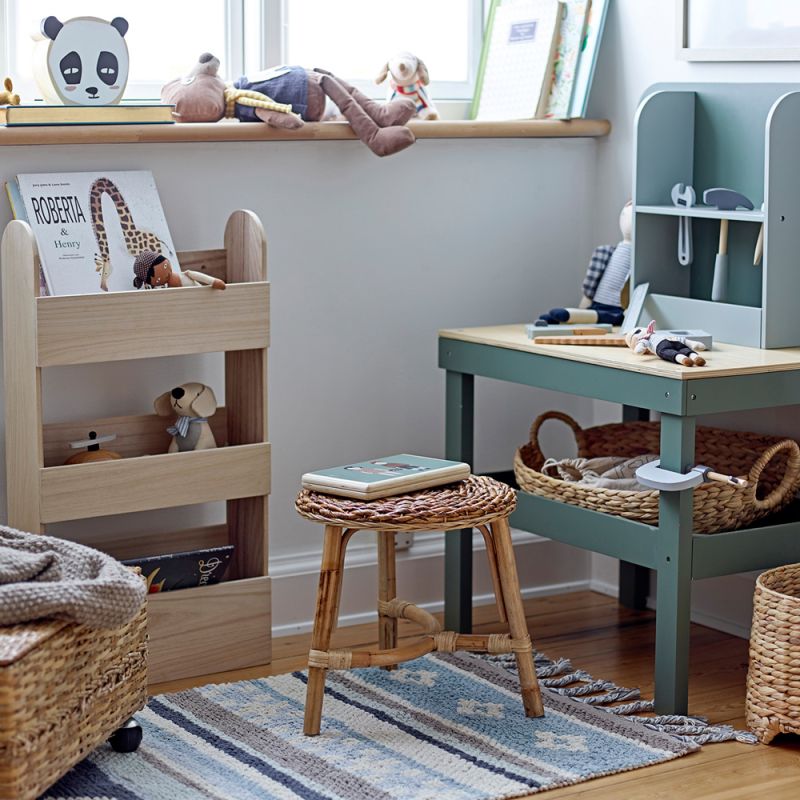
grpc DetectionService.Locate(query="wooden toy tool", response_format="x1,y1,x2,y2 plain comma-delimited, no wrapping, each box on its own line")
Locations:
703,188,754,302
636,460,748,491
671,182,695,266
533,335,627,346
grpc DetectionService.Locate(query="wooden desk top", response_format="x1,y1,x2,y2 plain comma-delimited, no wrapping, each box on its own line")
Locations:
439,324,800,380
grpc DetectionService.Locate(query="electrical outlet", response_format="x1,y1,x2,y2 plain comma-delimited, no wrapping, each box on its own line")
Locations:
394,532,415,551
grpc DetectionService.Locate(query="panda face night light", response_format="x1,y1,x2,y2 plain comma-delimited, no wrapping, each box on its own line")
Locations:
34,16,129,105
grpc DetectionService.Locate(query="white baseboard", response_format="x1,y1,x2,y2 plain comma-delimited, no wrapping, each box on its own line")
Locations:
272,578,592,638
270,529,592,637
589,577,751,640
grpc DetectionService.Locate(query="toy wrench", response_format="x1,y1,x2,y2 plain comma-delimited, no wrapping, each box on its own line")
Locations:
671,182,695,266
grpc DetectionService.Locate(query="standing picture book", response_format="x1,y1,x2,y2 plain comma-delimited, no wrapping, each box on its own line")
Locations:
471,0,564,121
544,0,592,119
302,454,471,500
11,170,179,295
567,0,610,118
122,546,234,594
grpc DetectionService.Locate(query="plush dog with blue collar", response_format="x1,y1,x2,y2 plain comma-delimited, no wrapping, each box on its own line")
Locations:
154,382,218,452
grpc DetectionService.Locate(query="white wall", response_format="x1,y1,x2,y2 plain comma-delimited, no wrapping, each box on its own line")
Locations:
0,137,602,631
586,0,800,637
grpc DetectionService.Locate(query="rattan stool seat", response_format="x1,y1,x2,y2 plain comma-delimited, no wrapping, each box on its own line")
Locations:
295,475,516,530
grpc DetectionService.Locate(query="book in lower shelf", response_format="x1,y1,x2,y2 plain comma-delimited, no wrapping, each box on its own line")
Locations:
302,454,471,500
122,545,233,593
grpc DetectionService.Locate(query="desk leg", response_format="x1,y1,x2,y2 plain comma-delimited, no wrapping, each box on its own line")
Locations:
619,405,652,609
654,413,695,715
445,370,474,633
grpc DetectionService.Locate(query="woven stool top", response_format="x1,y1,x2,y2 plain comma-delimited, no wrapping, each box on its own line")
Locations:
295,475,516,531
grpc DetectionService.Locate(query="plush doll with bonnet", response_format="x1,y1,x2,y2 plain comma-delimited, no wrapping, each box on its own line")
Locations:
376,52,438,120
162,54,417,157
537,201,633,327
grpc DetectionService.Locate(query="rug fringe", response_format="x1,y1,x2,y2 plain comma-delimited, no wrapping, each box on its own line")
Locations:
484,652,757,746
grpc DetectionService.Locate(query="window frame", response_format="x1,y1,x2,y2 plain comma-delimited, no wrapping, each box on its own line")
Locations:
1,0,484,103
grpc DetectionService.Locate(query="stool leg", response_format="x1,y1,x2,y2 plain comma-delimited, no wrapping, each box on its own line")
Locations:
304,525,345,735
377,530,398,668
490,517,544,718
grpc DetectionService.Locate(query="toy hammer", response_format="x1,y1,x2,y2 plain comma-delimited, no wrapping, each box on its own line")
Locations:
703,188,754,302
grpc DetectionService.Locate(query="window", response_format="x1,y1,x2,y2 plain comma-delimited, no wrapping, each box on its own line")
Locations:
2,0,483,102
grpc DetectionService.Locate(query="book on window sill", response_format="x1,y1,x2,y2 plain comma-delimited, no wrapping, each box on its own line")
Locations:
1,102,175,127
6,169,180,295
122,545,234,594
302,454,471,500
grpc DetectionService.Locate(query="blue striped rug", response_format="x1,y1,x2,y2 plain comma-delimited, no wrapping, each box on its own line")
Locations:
43,651,706,800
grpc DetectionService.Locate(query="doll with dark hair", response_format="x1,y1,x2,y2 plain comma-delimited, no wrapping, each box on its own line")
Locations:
132,250,225,290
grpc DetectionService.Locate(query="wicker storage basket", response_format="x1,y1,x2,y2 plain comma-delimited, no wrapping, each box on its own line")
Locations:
514,411,800,534
0,605,147,800
746,564,800,743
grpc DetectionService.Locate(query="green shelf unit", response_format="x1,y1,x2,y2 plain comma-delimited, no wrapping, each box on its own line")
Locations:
632,83,800,348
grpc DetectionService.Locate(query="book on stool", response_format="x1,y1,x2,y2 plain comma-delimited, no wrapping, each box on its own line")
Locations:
301,454,470,500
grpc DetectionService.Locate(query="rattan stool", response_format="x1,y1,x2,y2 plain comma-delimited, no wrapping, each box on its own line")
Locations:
295,474,544,735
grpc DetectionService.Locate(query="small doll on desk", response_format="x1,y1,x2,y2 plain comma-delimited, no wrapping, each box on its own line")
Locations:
132,250,226,290
625,320,707,367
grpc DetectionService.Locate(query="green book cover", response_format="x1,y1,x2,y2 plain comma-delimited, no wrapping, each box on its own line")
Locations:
302,454,470,499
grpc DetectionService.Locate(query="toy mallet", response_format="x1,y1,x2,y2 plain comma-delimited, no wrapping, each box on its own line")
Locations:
703,188,754,302
754,203,765,266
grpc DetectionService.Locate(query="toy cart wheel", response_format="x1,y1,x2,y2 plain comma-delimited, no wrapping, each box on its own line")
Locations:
109,717,143,753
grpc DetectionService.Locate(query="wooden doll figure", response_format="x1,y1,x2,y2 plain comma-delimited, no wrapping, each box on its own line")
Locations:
133,250,225,290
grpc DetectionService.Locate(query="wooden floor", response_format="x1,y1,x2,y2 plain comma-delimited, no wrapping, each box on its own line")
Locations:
152,590,800,799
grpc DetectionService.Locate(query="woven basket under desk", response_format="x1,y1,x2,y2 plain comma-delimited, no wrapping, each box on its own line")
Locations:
514,411,800,534
0,606,147,800
747,564,800,743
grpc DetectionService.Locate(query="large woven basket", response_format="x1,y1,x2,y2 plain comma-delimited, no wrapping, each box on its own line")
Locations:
514,411,800,534
746,564,800,743
0,605,147,800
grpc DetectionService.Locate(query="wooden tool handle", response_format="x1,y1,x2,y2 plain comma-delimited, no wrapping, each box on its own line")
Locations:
706,470,748,488
719,218,729,255
533,336,628,346
754,223,764,265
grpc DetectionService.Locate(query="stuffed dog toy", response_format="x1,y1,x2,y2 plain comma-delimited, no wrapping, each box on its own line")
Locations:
154,382,218,452
1,77,20,105
162,53,417,157
376,52,438,120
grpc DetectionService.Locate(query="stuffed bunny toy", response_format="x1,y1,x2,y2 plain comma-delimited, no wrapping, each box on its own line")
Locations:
536,202,633,327
162,54,417,157
154,382,218,452
376,52,438,120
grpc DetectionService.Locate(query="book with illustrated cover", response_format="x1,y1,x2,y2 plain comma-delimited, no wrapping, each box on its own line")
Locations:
122,545,234,594
2,102,175,127
13,170,179,295
302,454,471,500
472,0,564,121
544,0,591,118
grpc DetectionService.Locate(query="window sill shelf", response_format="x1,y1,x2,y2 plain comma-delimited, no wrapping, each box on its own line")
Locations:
0,118,610,147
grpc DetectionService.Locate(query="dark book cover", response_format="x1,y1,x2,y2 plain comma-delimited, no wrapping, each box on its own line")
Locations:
122,545,234,593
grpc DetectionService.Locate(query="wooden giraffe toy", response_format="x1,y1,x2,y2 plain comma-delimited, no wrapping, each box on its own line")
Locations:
89,177,170,291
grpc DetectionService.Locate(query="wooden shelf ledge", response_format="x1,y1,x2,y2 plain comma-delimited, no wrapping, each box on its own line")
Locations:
0,118,611,147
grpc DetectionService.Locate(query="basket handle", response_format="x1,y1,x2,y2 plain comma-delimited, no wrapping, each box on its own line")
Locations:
749,439,800,512
529,411,585,452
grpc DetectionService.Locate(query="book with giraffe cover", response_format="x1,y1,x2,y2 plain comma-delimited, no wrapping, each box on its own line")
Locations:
13,171,179,295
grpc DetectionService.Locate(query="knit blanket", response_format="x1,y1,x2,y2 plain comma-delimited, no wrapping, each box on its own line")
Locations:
0,528,146,628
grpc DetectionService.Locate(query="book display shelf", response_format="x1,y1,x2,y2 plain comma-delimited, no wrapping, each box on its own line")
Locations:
1,210,271,684
632,83,800,348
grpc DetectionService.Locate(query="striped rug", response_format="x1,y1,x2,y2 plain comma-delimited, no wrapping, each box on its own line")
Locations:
44,651,704,800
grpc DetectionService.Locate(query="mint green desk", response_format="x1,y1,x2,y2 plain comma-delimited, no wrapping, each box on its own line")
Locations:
439,324,800,715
